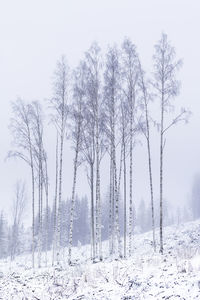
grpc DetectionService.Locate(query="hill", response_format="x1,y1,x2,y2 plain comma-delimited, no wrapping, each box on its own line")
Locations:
1,220,200,299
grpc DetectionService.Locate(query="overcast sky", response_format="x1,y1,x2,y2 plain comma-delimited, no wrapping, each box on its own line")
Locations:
0,0,200,221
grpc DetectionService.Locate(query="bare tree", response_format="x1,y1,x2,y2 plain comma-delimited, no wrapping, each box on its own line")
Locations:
43,150,49,266
68,62,85,265
152,33,188,254
84,42,104,261
10,180,26,260
9,99,35,268
119,99,129,258
50,56,69,264
138,60,156,251
121,38,138,256
0,211,7,259
30,101,46,267
78,43,105,262
52,134,59,266
81,103,96,262
104,45,122,258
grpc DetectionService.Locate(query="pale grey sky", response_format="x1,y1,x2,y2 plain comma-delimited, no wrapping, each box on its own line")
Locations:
0,0,200,221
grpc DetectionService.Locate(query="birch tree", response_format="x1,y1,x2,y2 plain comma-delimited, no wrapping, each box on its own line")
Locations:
0,212,7,259
84,42,104,261
9,99,36,268
10,180,26,260
119,99,129,258
52,134,59,266
43,150,49,266
50,56,69,264
152,33,188,254
81,99,96,262
121,38,138,256
104,45,122,258
30,101,46,267
138,60,156,251
68,62,85,265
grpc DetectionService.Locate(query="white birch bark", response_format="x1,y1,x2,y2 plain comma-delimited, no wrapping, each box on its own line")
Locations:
121,39,138,257
44,154,49,266
68,143,79,265
104,46,122,258
57,123,64,263
50,57,69,265
26,106,36,268
160,98,164,254
52,134,59,266
120,102,128,258
138,63,156,251
123,128,127,258
129,110,133,257
90,162,95,261
109,154,113,255
153,33,184,254
9,100,36,268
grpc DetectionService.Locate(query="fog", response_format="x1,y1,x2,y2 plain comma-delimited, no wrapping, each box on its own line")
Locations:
0,0,200,222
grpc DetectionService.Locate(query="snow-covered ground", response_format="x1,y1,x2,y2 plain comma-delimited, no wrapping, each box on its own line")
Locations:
1,220,200,299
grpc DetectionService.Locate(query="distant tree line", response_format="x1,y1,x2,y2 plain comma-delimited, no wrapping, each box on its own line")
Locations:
0,190,193,261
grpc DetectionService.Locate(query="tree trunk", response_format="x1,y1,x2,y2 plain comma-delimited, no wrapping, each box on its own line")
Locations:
44,157,49,266
28,128,35,269
57,123,64,264
147,133,156,251
68,138,79,265
129,112,133,257
38,165,41,268
141,70,156,251
38,157,44,268
98,175,102,261
123,128,127,258
31,162,35,269
109,154,113,255
160,96,164,254
113,136,122,258
95,106,102,261
52,135,58,266
90,162,95,262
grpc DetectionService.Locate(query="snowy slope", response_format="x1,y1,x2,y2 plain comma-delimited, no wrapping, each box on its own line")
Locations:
1,220,200,299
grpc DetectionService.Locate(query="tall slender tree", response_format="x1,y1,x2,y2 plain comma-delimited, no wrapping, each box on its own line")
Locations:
43,151,49,266
52,134,59,266
0,211,7,259
9,99,36,268
121,38,138,256
119,99,129,258
81,103,96,261
152,33,187,254
50,56,69,264
104,45,122,258
68,62,85,264
84,42,104,261
10,180,26,260
138,60,156,251
30,101,46,267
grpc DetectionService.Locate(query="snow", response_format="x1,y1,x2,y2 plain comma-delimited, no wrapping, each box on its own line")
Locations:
1,220,200,299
